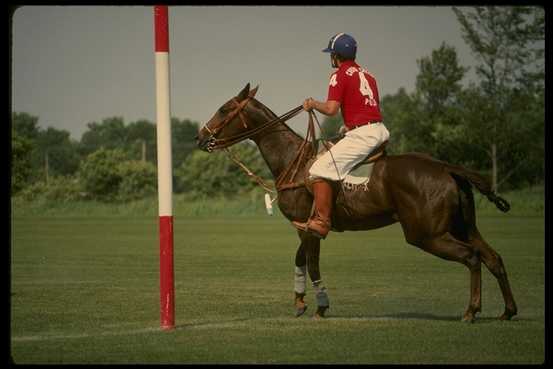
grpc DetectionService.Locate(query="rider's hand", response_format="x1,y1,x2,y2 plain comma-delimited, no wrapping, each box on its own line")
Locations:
303,97,315,112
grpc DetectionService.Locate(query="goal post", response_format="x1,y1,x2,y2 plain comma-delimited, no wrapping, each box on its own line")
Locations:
154,4,175,330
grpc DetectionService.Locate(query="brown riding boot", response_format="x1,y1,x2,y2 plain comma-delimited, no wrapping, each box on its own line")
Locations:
292,179,333,239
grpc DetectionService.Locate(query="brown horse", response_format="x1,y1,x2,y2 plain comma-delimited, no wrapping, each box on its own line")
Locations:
196,83,517,323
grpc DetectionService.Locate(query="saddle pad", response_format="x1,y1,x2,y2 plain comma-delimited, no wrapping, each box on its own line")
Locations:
343,162,375,189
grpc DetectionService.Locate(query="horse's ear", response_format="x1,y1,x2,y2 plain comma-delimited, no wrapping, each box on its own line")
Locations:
237,83,251,100
249,85,259,98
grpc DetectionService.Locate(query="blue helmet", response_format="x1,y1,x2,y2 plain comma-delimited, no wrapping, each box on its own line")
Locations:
322,33,357,59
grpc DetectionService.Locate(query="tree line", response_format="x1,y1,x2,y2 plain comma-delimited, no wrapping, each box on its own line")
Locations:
11,112,273,202
322,6,544,192
11,6,543,202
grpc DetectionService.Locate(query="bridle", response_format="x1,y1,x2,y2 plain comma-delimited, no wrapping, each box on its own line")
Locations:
203,96,254,141
202,89,325,198
203,90,304,152
202,88,352,216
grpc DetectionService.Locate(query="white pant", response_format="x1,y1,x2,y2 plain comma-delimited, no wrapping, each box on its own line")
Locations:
309,122,390,181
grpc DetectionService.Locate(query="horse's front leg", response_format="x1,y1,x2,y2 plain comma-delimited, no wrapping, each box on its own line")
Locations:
296,230,329,319
294,237,308,317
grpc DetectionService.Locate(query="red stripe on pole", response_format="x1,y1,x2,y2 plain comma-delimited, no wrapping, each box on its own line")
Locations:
154,5,169,52
159,215,175,329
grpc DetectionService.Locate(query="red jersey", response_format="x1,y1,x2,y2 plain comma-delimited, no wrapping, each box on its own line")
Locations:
327,60,382,129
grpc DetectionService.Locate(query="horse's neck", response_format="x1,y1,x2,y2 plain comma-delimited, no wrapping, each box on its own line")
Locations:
248,104,306,180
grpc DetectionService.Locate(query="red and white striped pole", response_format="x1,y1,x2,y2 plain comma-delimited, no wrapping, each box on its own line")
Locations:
154,5,175,330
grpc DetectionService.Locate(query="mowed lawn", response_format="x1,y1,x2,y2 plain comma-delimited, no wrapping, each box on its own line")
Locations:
10,214,544,364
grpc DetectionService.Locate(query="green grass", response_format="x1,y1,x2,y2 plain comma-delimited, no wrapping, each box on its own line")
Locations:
10,213,544,364
10,192,270,218
474,184,544,216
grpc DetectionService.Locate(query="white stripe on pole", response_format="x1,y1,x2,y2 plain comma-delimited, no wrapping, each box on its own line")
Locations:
155,52,173,217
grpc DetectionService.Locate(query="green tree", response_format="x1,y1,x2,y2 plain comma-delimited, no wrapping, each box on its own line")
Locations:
414,42,470,164
12,112,80,184
126,119,156,163
117,160,157,201
415,42,469,119
12,112,40,141
79,116,200,171
78,148,129,201
380,88,428,155
171,117,200,170
79,117,128,157
34,127,81,181
11,131,33,194
18,175,84,203
453,5,545,191
175,142,271,196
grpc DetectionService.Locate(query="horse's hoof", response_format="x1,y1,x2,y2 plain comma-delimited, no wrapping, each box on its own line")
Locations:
313,306,328,320
462,308,479,323
294,294,308,318
499,312,515,321
295,304,308,317
499,308,517,321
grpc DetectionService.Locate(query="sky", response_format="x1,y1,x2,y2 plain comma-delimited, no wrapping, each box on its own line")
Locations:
11,5,480,140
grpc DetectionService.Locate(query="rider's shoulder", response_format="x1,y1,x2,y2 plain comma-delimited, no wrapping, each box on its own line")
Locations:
358,66,376,79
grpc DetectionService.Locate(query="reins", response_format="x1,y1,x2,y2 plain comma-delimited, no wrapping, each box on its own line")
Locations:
205,94,338,208
222,109,321,197
206,104,304,152
224,147,277,194
274,111,318,191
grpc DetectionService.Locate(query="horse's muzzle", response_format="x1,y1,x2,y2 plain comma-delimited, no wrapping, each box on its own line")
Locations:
196,128,215,152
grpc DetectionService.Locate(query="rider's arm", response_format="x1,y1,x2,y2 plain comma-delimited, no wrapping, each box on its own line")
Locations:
303,98,340,116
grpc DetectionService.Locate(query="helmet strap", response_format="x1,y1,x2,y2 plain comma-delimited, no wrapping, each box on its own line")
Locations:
330,54,339,68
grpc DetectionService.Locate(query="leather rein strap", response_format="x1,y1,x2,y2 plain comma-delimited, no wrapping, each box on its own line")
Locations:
274,111,318,192
205,94,319,195
205,99,304,152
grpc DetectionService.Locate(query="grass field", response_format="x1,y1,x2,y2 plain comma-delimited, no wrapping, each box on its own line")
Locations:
10,211,544,364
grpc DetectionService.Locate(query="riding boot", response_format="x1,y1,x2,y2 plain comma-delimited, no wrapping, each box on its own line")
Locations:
292,179,333,239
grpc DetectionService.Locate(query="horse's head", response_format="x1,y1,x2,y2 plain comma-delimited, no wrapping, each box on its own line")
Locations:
197,83,259,152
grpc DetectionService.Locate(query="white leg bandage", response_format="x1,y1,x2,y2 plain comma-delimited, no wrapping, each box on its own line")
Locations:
294,265,307,295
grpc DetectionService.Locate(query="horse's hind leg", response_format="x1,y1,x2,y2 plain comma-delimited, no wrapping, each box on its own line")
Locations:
421,232,481,322
469,230,517,320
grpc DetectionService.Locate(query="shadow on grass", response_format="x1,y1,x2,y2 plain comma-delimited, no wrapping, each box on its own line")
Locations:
167,313,530,331
329,312,530,324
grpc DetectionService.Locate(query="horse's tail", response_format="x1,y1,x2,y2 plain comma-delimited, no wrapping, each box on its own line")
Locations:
446,164,510,213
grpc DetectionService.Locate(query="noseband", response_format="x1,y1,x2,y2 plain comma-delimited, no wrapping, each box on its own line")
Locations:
204,96,253,139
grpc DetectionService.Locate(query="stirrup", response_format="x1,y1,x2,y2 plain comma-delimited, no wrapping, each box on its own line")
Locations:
292,219,329,239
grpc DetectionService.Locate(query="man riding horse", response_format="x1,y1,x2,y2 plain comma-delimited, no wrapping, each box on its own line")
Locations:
196,33,517,322
293,33,390,239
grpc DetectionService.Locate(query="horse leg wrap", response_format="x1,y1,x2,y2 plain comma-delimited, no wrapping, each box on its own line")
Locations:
312,280,330,308
294,265,307,295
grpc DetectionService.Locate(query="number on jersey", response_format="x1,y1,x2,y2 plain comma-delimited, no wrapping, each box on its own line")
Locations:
358,71,377,106
329,74,338,87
